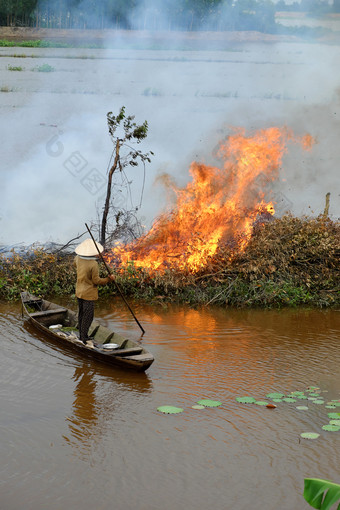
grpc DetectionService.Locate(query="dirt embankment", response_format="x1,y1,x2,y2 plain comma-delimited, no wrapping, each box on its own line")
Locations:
0,26,302,48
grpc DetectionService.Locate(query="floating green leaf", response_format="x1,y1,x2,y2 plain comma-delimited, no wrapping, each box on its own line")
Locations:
157,406,183,414
272,398,283,403
304,478,340,510
313,400,325,405
283,397,296,403
291,391,305,396
308,392,321,397
236,397,257,404
298,395,308,400
322,424,340,432
266,392,284,399
330,420,340,426
197,399,222,407
296,406,309,410
255,401,268,406
192,405,205,410
328,413,340,419
331,402,340,407
325,406,336,409
300,432,320,439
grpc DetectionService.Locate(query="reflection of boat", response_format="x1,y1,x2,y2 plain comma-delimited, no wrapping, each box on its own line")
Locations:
21,292,154,372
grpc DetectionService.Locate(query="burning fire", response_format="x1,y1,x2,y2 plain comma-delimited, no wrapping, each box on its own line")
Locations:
107,127,314,273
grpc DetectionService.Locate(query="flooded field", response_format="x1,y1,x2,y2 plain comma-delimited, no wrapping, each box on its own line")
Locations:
1,297,340,510
1,43,339,244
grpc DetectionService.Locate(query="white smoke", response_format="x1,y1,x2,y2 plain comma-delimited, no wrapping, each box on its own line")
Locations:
1,19,339,245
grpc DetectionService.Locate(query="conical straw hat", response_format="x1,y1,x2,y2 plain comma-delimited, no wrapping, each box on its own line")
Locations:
75,238,104,257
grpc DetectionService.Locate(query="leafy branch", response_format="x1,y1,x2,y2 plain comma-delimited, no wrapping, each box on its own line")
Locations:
100,106,153,246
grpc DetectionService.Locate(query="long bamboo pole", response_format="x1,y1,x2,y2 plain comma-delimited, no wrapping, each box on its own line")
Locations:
85,223,145,336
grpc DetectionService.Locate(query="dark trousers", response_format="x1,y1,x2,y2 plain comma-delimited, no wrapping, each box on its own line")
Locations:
77,298,94,343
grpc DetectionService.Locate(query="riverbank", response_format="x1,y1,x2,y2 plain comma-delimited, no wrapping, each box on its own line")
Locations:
1,215,339,308
1,25,340,50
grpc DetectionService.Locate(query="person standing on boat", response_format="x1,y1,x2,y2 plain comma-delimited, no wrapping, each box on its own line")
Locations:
74,239,114,346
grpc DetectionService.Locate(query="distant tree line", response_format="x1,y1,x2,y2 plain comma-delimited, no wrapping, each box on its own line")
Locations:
0,0,339,32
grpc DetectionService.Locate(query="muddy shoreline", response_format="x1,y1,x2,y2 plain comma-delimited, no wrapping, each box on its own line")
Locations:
0,26,306,47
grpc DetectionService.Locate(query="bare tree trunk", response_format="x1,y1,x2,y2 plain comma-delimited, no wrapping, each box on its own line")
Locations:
100,139,121,246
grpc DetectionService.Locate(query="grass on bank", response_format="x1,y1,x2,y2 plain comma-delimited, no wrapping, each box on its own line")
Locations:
7,64,24,70
0,215,339,308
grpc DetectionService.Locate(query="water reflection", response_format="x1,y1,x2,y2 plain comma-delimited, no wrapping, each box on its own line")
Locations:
65,362,99,451
1,299,340,510
63,360,153,459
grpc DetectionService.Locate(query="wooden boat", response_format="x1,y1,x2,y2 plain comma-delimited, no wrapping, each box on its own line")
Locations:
21,291,154,372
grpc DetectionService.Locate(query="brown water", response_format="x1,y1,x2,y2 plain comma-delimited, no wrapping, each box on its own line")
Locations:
1,298,340,510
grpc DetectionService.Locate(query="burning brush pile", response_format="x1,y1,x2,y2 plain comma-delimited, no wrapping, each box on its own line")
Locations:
103,127,339,307
0,127,338,306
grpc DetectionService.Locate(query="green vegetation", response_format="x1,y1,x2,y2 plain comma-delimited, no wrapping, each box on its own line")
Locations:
304,478,340,509
0,215,338,308
33,63,55,72
7,64,24,71
0,39,73,48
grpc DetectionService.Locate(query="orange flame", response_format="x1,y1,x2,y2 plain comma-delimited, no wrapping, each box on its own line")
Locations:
107,127,314,273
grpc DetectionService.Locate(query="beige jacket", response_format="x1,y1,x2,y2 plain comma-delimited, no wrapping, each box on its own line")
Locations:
74,255,110,301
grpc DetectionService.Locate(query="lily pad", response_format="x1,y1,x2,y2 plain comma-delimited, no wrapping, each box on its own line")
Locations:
329,420,340,426
308,392,321,397
325,406,336,409
331,402,340,407
255,401,268,406
272,398,283,403
322,424,340,432
296,406,309,410
328,412,340,419
283,397,296,403
291,391,305,396
236,397,257,404
297,395,308,400
266,392,284,399
157,406,183,414
197,399,222,407
192,405,205,410
312,400,325,405
300,432,320,439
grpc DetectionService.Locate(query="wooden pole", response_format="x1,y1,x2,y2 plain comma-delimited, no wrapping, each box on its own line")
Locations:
323,192,330,218
85,223,145,336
